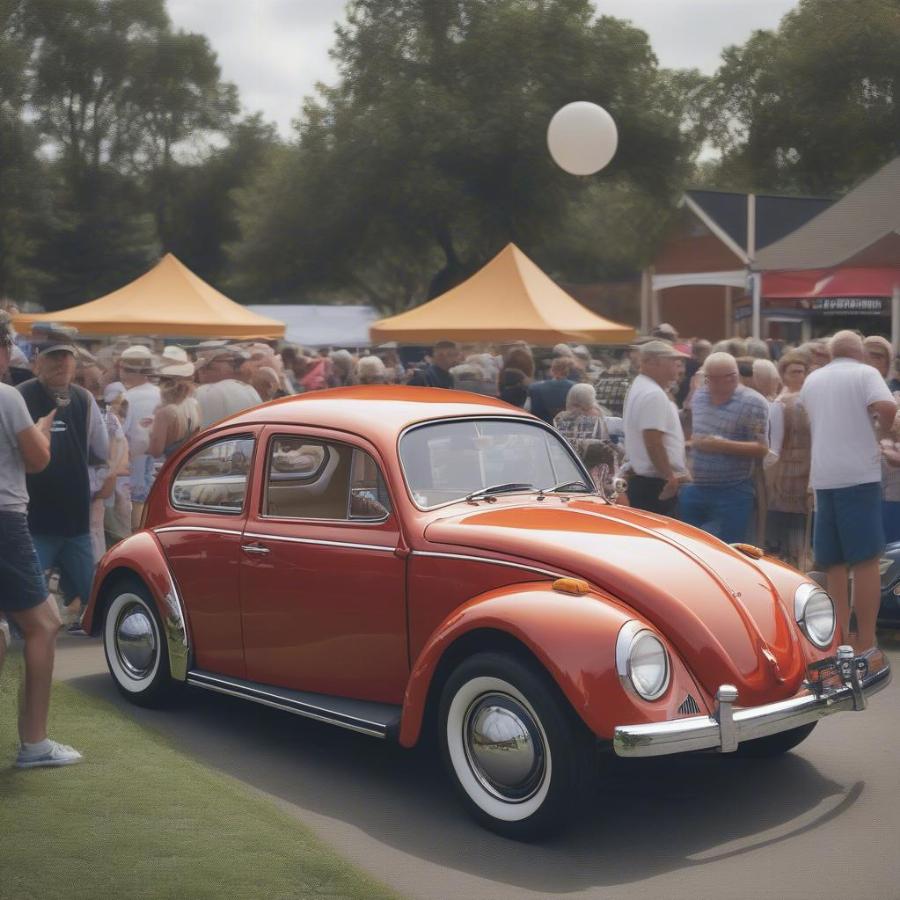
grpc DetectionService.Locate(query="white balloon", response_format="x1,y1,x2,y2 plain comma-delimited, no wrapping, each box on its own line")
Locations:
547,101,618,176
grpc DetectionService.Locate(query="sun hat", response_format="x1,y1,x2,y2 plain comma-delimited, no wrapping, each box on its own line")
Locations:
194,345,240,368
103,383,126,404
158,361,195,379
120,344,156,371
161,345,189,364
639,339,689,360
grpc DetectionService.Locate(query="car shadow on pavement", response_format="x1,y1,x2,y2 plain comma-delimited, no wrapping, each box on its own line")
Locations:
68,669,861,893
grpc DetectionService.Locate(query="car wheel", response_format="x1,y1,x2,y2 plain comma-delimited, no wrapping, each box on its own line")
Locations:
439,651,595,840
103,578,176,708
733,722,817,758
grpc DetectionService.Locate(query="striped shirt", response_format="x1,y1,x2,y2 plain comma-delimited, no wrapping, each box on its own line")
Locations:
690,385,769,485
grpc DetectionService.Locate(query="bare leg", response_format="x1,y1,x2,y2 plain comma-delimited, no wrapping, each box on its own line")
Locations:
826,564,850,643
8,597,61,745
850,556,881,652
131,501,144,533
0,616,8,677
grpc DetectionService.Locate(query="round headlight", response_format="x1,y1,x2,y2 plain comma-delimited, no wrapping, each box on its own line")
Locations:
794,583,836,649
616,623,670,700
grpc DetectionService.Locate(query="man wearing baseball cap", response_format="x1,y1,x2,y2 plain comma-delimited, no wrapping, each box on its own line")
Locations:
0,317,85,767
194,344,261,427
17,327,109,630
623,340,691,515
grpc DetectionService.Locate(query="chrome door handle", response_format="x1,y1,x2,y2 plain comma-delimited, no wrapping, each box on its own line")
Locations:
241,543,270,555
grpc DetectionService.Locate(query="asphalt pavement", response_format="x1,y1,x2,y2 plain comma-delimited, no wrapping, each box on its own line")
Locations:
53,634,900,900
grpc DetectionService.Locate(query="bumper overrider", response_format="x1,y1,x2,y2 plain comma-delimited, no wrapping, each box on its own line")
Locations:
614,646,892,758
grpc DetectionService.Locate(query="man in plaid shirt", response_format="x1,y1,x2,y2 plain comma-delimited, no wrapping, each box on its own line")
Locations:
679,352,769,542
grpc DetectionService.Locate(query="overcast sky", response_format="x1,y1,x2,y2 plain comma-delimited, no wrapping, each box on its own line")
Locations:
167,0,799,138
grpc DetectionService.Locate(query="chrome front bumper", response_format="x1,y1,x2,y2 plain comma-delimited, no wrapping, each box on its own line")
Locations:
614,648,892,758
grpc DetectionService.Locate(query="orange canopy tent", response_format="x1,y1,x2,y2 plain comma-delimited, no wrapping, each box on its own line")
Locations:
14,254,285,340
369,244,635,345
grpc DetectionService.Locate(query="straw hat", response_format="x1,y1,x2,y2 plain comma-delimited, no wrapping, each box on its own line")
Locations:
120,344,156,371
161,345,189,364
158,362,195,379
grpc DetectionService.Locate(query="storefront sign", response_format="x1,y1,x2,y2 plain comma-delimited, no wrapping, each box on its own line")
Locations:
811,297,885,315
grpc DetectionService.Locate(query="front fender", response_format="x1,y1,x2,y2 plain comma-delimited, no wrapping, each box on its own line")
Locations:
84,530,190,681
398,582,708,747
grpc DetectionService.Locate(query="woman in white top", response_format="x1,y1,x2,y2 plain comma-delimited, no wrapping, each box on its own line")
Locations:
147,363,201,461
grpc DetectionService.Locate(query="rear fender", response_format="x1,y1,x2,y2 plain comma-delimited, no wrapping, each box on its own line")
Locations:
398,582,706,747
84,530,190,681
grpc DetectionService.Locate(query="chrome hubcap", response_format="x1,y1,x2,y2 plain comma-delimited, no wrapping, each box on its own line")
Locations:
115,602,157,680
463,693,545,802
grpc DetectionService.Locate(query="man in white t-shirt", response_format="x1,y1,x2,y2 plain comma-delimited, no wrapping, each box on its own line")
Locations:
120,345,161,530
194,345,262,428
623,340,690,515
800,330,897,654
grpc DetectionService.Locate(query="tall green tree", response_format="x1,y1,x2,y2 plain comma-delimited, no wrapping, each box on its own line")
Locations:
167,114,279,287
231,0,702,312
0,0,47,302
704,0,900,194
20,0,240,308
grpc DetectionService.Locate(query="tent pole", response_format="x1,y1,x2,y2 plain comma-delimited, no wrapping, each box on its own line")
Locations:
724,285,733,338
640,268,652,335
892,285,900,353
751,272,762,340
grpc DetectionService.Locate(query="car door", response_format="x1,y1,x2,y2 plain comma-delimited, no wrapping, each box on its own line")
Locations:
239,426,408,704
154,428,258,679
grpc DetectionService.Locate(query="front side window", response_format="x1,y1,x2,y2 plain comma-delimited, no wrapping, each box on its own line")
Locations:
399,418,590,509
171,436,255,514
265,437,352,520
349,449,392,520
265,438,393,522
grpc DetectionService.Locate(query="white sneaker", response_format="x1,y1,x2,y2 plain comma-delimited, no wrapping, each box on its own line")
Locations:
15,740,84,769
0,618,10,652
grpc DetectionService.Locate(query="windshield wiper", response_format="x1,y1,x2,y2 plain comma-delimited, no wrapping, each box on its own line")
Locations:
542,480,592,494
465,482,534,502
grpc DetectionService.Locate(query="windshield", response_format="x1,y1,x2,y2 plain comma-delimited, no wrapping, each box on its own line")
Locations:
399,418,591,509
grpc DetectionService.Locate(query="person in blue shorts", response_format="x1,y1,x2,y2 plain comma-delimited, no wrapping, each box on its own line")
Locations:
0,317,83,768
801,331,897,653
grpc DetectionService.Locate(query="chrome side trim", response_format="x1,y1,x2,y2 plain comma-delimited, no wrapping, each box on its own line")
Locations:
154,526,244,537
186,671,393,739
241,532,395,553
614,659,892,758
410,550,561,580
161,569,190,682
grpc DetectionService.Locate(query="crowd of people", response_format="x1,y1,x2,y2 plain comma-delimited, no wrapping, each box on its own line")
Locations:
1,306,896,768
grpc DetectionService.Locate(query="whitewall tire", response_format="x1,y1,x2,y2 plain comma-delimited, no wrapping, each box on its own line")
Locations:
103,580,174,707
439,651,594,840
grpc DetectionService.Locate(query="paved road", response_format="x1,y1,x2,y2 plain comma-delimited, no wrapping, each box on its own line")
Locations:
55,635,900,900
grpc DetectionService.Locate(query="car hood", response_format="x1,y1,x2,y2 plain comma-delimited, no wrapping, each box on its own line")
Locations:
424,499,807,705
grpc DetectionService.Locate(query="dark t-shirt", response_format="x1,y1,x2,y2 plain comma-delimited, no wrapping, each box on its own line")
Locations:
408,363,455,389
528,378,575,424
18,379,92,537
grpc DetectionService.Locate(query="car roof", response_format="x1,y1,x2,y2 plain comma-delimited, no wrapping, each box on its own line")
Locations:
216,385,532,439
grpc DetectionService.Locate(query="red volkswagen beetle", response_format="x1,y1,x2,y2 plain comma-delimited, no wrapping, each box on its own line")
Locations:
83,387,891,839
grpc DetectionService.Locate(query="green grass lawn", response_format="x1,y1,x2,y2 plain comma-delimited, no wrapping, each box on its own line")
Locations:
0,653,398,900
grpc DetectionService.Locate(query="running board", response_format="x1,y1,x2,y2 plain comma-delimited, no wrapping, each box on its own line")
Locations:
186,670,401,740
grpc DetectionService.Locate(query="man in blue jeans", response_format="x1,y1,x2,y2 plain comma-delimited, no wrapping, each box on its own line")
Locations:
680,352,769,542
18,329,108,627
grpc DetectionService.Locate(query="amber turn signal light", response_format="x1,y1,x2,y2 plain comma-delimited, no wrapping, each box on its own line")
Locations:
552,577,590,595
733,543,764,559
